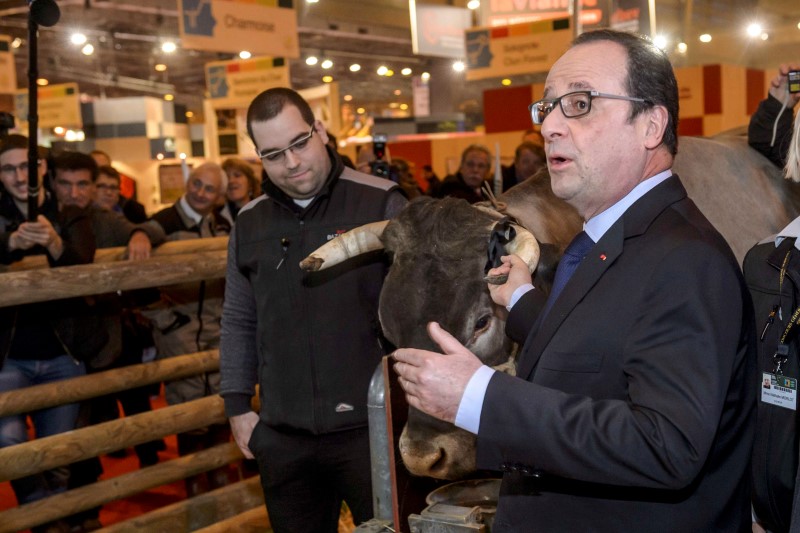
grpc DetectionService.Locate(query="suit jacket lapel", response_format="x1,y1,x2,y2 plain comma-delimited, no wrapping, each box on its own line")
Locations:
516,175,689,381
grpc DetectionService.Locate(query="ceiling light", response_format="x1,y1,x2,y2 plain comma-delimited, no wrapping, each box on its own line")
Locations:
453,61,465,72
652,35,667,50
307,0,319,3
699,34,712,43
389,102,399,109
349,63,361,72
400,103,409,111
306,56,318,66
161,41,177,53
186,111,194,118
467,0,480,9
677,42,688,53
421,72,431,80
385,69,394,77
239,50,251,59
321,59,333,69
36,78,49,86
54,126,65,135
401,67,412,76
70,33,87,46
797,22,800,30
377,65,389,76
322,75,333,83
76,131,85,142
11,38,22,48
344,94,353,101
356,107,366,114
65,130,77,141
394,89,401,96
746,23,762,38
501,78,511,86
81,43,94,56
760,33,769,40
155,63,167,72
156,153,165,161
164,94,174,101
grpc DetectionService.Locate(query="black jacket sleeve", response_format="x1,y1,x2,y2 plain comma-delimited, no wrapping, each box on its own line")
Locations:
748,93,795,168
52,205,96,266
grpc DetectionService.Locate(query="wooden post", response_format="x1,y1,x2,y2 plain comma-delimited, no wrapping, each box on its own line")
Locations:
101,476,265,533
0,350,219,417
0,250,227,307
193,506,271,533
0,395,227,482
0,442,244,533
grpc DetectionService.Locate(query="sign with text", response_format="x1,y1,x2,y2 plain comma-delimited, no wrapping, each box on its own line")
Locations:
179,0,299,58
14,83,81,129
206,56,290,108
465,18,572,81
410,3,472,59
478,0,650,34
0,36,17,94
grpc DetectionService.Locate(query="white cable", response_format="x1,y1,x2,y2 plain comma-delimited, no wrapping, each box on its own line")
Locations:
770,93,790,147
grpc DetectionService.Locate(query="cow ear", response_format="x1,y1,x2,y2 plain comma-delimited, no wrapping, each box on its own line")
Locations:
643,104,668,150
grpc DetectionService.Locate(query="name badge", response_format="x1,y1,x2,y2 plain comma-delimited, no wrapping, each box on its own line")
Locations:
761,372,798,410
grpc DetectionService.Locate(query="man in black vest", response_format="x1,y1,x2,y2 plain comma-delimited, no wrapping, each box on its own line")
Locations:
219,87,406,532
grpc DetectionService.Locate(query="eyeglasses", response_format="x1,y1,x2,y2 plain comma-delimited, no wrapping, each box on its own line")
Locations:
258,126,315,163
529,90,651,125
0,160,42,176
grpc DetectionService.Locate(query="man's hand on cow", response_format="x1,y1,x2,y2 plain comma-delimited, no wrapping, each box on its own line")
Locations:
229,411,259,459
768,63,800,107
487,254,532,308
393,322,484,424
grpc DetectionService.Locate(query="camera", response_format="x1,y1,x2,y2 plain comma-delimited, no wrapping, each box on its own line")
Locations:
789,71,800,94
369,133,394,180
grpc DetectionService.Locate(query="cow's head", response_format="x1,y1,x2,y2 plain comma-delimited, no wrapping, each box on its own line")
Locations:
301,196,539,480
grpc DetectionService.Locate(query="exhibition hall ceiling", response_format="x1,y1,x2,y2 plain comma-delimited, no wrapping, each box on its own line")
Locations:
0,0,798,119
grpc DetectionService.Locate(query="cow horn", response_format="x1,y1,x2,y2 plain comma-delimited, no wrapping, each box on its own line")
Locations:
507,224,540,274
299,220,389,272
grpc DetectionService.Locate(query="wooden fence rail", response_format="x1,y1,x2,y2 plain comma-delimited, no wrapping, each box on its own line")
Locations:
0,350,219,417
0,236,266,532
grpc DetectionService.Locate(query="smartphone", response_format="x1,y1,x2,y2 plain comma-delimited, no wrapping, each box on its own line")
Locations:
789,71,800,94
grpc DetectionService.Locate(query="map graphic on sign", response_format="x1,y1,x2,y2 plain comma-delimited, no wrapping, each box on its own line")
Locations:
207,65,228,98
183,0,216,37
466,30,493,68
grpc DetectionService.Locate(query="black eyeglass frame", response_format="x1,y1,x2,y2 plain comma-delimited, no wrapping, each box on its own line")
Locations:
529,90,651,125
258,126,316,162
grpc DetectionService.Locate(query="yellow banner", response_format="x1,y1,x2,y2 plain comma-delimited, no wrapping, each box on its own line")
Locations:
0,36,17,94
14,83,82,129
206,56,290,107
179,0,299,58
465,18,572,81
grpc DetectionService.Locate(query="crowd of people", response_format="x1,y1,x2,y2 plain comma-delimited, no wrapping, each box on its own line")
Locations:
1,27,799,533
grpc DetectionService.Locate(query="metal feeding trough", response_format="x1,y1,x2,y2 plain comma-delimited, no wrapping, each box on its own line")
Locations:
407,478,501,532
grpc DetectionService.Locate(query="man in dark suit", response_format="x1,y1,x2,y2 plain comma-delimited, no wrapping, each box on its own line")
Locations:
393,29,756,531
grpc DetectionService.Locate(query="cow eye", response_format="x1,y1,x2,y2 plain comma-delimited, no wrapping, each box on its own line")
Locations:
474,315,491,332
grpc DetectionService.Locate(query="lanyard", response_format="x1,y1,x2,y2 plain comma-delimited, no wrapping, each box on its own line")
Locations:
774,250,800,374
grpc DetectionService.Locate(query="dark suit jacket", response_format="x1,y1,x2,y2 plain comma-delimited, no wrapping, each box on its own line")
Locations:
476,175,757,532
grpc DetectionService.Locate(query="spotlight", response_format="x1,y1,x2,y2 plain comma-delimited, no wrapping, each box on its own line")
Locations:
81,43,94,55
161,41,177,53
306,56,318,66
70,33,87,46
321,59,333,69
349,63,361,72
746,23,762,38
239,50,251,59
401,67,412,76
453,61,465,72
699,34,712,43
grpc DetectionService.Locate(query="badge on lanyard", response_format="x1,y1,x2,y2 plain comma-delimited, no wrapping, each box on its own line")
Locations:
761,372,798,410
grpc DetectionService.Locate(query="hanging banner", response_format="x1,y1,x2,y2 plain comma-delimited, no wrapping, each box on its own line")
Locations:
0,36,17,94
206,56,290,107
410,2,472,59
14,83,81,129
478,0,650,34
178,0,299,58
465,18,572,81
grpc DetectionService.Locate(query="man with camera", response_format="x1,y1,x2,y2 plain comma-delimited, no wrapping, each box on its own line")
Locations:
748,63,800,168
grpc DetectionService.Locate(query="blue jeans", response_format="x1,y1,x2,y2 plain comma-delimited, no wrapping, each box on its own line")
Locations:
0,355,85,504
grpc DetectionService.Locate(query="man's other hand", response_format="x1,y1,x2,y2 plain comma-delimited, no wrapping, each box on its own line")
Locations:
229,411,259,459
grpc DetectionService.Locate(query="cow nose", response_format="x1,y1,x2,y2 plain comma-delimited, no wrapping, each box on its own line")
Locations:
399,436,448,478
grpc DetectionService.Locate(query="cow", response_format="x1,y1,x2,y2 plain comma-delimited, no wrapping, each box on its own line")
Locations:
300,129,800,481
